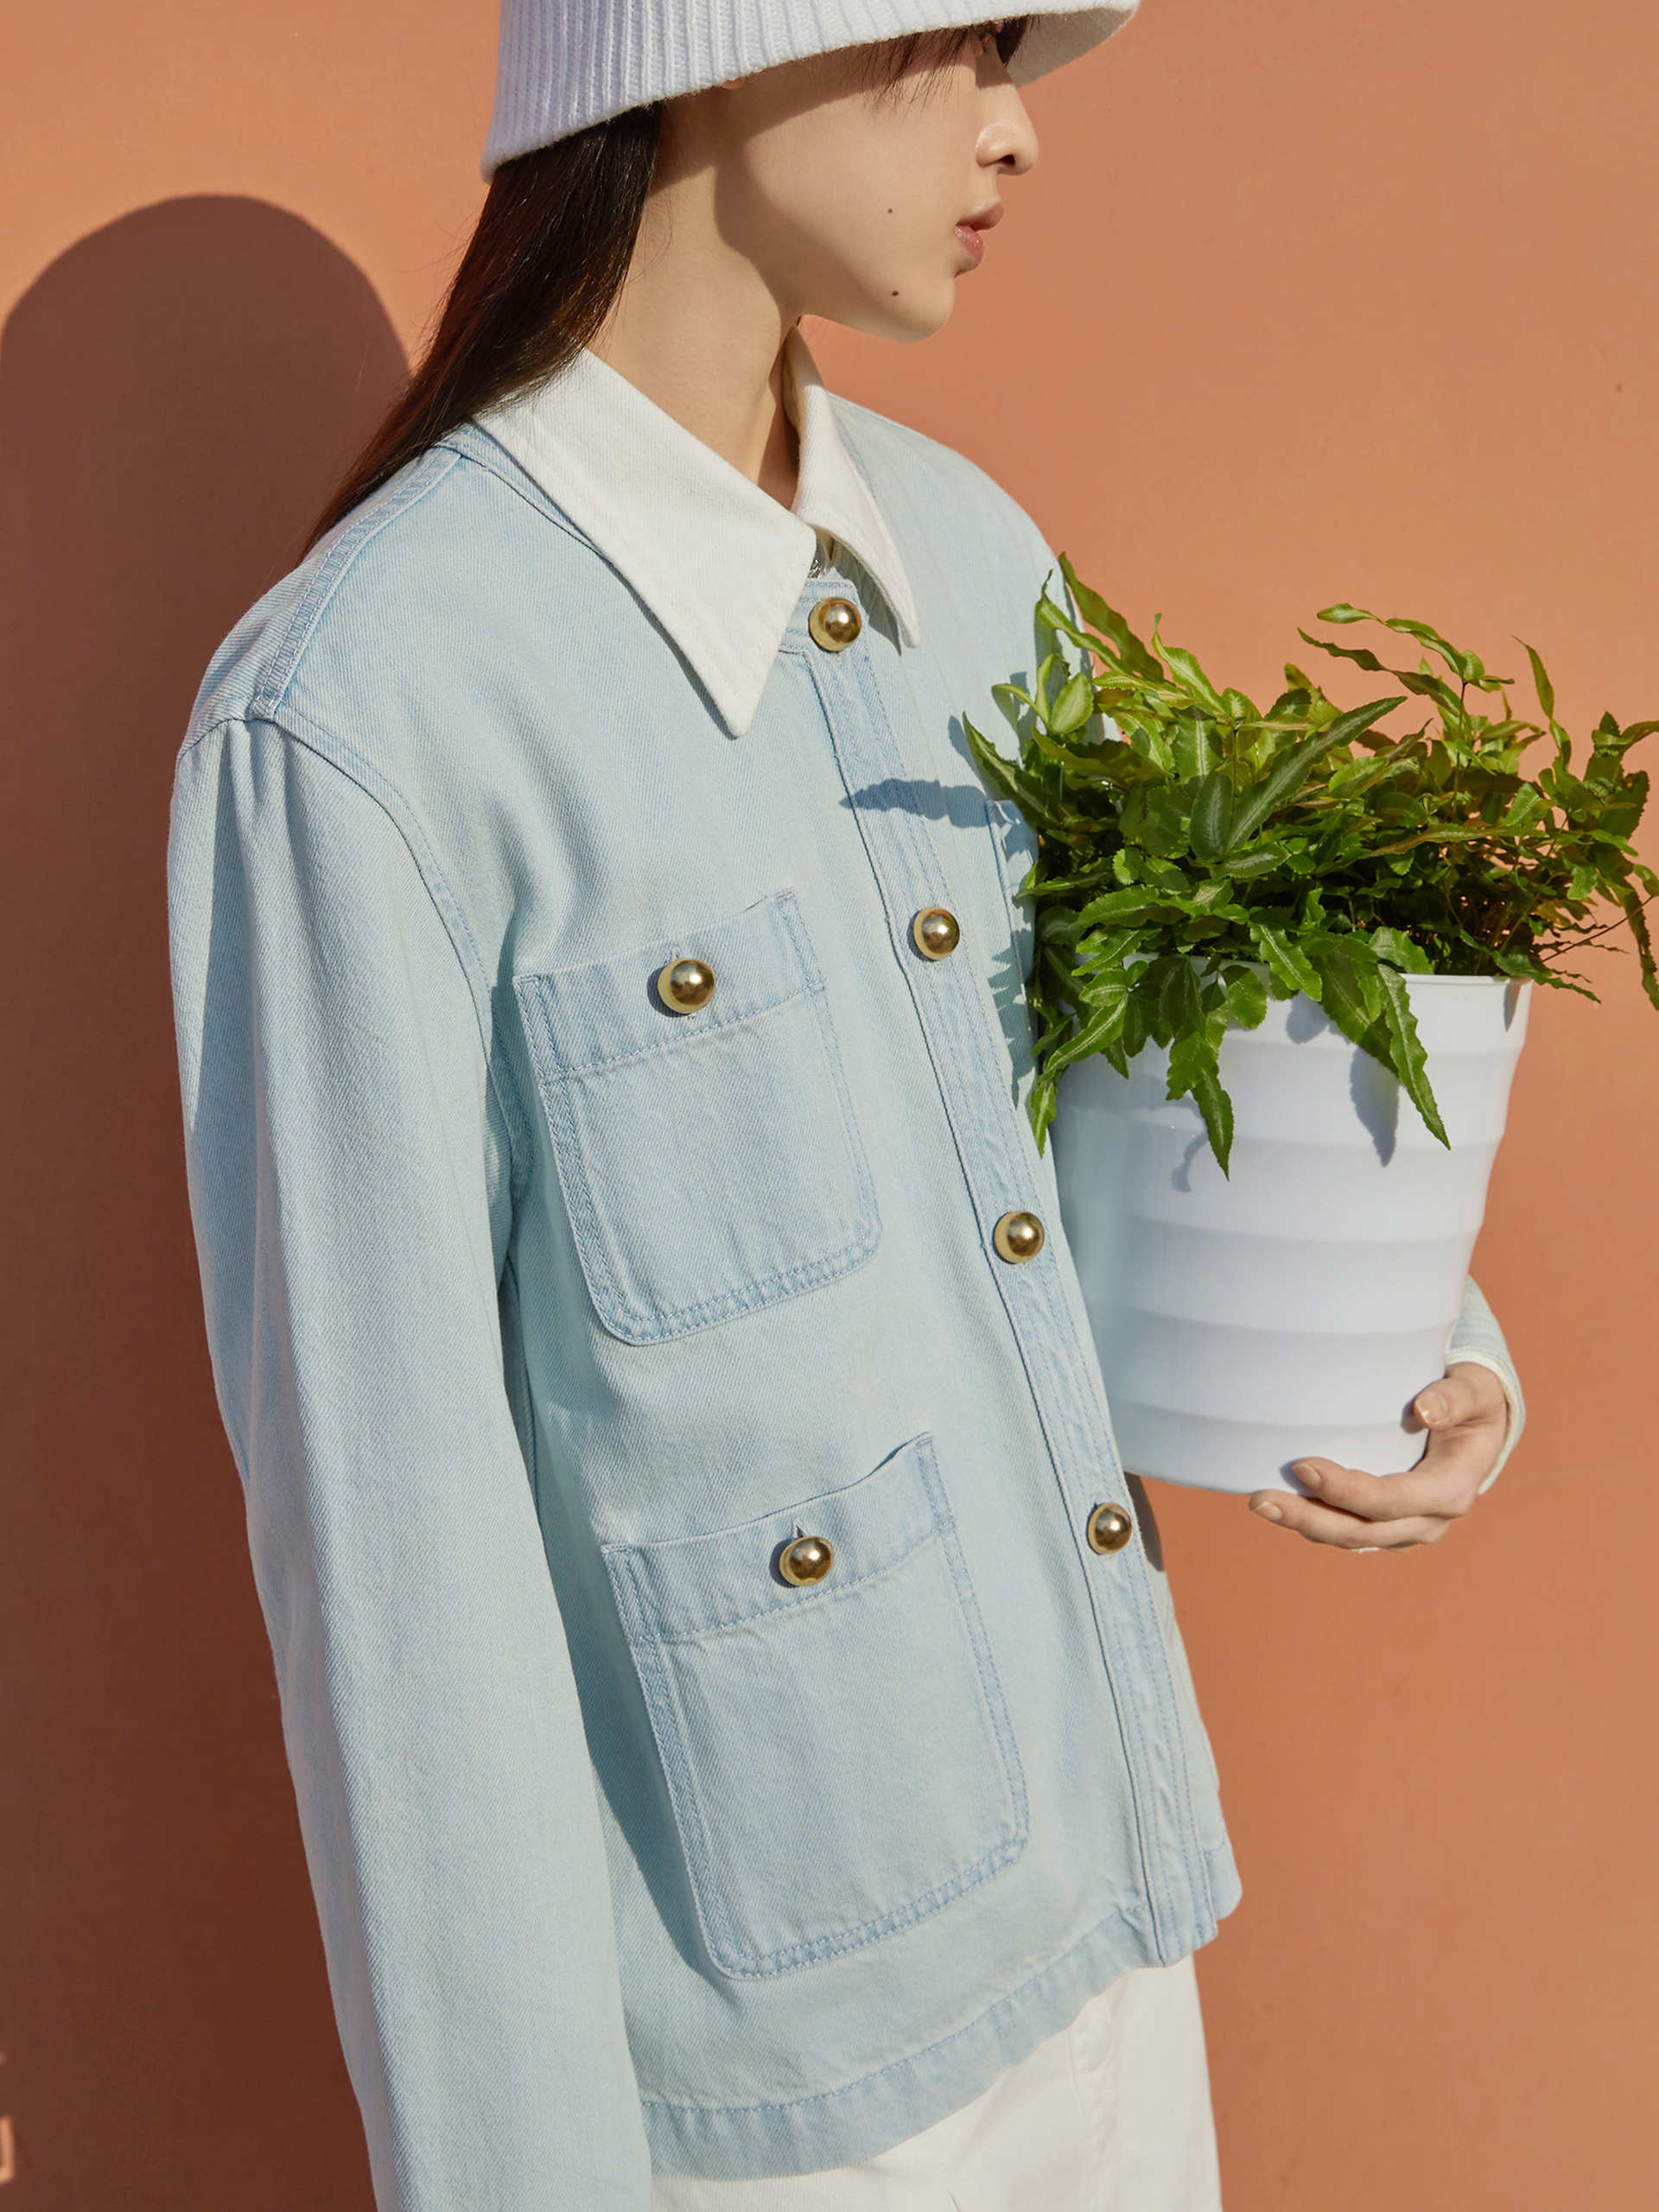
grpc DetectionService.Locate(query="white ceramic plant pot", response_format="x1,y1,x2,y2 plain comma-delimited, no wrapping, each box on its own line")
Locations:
1052,976,1530,1494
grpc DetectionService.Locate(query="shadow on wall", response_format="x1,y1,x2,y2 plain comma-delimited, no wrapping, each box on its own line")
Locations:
0,198,404,2210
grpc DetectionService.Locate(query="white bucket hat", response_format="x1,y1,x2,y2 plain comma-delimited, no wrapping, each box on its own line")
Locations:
483,2,1140,175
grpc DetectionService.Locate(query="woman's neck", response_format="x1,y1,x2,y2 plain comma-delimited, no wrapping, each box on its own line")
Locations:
588,162,801,510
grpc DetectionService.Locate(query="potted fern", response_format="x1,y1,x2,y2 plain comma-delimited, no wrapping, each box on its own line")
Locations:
965,564,1657,1493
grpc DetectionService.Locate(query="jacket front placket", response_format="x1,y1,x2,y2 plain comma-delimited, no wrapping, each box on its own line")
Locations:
789,576,1218,1961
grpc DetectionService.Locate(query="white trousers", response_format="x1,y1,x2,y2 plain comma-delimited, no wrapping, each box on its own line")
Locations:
652,1956,1223,2212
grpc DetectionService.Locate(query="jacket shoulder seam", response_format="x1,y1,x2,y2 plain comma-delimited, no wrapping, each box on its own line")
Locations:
243,447,466,727
185,709,530,1205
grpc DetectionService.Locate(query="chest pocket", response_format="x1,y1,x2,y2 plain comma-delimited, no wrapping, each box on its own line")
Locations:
514,889,880,1344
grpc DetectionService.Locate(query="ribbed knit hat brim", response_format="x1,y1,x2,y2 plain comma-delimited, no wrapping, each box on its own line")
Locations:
483,3,1139,175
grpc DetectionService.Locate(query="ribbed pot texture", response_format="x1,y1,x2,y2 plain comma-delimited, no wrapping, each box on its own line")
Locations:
1053,976,1530,1494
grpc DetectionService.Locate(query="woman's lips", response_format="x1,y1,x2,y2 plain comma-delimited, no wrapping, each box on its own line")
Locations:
954,203,1002,268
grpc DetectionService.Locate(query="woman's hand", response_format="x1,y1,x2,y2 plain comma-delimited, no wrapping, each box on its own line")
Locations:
1248,1363,1510,1551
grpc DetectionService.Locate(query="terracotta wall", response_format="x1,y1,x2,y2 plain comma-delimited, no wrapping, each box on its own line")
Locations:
3,2,1652,2205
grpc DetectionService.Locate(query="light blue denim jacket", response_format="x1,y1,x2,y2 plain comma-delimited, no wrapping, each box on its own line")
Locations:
167,358,1521,2209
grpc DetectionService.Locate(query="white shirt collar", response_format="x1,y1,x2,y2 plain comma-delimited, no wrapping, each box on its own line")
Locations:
474,327,921,736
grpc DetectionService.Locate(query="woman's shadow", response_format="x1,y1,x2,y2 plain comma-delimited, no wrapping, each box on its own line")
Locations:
0,198,406,2209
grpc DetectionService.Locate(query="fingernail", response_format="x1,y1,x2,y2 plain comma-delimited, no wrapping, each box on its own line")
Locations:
1252,1500,1284,1522
1418,1392,1445,1422
1292,1461,1321,1491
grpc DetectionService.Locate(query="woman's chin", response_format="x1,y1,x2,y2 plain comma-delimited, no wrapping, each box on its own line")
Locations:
822,280,957,346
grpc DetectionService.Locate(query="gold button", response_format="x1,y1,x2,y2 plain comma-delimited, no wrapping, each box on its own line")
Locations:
912,906,961,961
656,956,715,1014
808,596,862,652
1087,1503,1135,1555
992,1210,1046,1263
778,1534,835,1586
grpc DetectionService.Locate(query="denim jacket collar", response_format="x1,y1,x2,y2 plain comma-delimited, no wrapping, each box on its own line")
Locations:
472,326,922,736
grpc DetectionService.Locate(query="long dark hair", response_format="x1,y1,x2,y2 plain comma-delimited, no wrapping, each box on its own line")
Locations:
306,21,1029,550
307,106,663,548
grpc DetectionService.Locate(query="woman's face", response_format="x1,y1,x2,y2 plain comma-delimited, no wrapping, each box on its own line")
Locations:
659,24,1040,342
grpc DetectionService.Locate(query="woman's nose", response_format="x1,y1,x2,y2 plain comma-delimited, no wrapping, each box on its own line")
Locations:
977,86,1039,177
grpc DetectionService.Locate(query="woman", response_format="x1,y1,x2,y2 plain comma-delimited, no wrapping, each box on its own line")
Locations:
168,5,1522,2206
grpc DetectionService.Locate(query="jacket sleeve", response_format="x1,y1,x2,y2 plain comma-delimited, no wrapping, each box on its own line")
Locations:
1446,1276,1525,1491
167,718,652,2211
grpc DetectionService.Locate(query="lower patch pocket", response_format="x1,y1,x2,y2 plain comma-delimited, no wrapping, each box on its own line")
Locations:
601,1433,1027,1979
